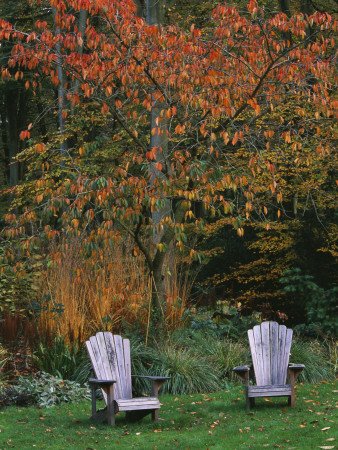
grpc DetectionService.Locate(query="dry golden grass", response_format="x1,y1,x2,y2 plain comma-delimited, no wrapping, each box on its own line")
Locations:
35,240,192,345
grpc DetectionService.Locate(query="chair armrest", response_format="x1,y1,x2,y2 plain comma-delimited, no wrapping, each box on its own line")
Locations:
233,365,250,372
233,366,250,384
88,378,116,386
132,375,170,397
288,364,305,383
132,375,171,381
288,364,305,370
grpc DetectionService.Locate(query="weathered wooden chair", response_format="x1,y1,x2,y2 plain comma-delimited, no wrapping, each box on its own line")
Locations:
86,332,170,425
233,321,305,409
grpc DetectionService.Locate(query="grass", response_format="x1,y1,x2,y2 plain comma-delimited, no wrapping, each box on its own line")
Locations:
0,382,336,449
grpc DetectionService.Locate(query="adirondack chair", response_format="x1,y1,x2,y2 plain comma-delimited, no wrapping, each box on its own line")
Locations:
233,321,305,409
86,332,170,425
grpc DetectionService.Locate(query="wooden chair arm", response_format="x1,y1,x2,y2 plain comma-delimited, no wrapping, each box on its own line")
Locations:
89,378,116,386
233,366,251,384
132,375,171,381
233,365,250,372
132,375,171,397
88,378,116,425
288,364,305,370
288,364,305,382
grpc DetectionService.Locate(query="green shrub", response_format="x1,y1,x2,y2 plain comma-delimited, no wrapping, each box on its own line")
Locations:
146,343,221,394
33,336,84,380
170,329,250,384
290,340,334,383
0,343,9,391
280,268,338,337
184,304,260,340
325,338,337,377
199,338,250,383
14,372,91,407
0,386,35,408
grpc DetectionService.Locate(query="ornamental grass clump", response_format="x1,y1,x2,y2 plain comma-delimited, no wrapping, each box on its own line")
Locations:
147,343,221,394
290,339,335,383
198,338,250,383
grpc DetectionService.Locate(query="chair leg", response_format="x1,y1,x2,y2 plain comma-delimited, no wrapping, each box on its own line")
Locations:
246,394,251,410
289,370,295,408
250,397,255,408
152,409,159,422
106,385,115,426
91,384,97,418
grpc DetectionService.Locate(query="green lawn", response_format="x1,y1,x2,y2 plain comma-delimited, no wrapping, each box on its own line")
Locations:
0,382,336,449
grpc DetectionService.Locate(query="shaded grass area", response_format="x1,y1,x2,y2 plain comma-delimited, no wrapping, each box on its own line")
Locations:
0,382,336,449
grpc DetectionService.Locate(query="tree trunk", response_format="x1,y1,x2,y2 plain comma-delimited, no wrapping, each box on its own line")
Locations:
52,7,68,158
145,0,173,323
5,89,19,187
278,0,291,17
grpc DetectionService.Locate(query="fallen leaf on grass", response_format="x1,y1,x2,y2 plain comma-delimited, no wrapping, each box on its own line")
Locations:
326,438,335,442
321,427,330,431
299,425,306,428
318,447,334,449
264,398,272,402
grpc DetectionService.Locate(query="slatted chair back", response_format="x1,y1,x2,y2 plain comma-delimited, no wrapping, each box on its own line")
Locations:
248,321,293,386
86,332,132,400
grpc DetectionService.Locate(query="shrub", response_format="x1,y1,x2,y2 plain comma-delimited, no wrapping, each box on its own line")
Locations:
184,303,260,340
0,343,9,391
280,268,338,337
33,336,84,380
325,338,337,377
290,340,334,384
0,386,35,408
146,343,221,394
197,337,250,383
13,372,91,407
